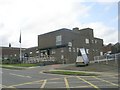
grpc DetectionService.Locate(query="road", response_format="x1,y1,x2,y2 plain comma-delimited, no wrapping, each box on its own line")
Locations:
1,64,119,90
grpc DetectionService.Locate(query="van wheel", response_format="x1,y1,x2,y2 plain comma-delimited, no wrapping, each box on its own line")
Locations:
86,64,89,66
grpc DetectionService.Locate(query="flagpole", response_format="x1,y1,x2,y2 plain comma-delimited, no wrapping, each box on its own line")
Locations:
20,41,21,62
19,30,22,63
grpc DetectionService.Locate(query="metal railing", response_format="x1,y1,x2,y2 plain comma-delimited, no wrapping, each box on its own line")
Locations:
94,53,120,64
23,56,56,64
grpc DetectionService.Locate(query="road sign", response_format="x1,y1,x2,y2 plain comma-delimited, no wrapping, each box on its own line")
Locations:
79,48,89,64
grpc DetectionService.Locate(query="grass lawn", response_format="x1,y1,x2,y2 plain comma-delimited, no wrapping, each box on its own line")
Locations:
2,63,39,67
1,63,40,70
43,70,99,76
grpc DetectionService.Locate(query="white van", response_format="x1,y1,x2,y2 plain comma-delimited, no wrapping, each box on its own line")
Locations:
75,48,89,66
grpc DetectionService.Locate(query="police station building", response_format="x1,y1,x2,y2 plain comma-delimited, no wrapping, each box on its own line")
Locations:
38,27,103,64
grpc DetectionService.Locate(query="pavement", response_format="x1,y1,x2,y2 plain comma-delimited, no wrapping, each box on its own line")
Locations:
1,63,119,90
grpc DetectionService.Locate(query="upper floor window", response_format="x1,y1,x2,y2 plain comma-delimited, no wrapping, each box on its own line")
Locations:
68,42,72,47
85,38,89,44
95,40,97,43
92,40,94,43
56,35,62,45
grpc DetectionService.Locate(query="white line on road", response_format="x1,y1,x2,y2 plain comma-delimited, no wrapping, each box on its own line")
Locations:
9,73,32,78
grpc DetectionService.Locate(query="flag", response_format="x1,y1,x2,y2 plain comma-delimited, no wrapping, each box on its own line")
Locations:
9,43,11,47
19,32,21,43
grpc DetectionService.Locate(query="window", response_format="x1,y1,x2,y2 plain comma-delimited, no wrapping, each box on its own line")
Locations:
92,40,94,43
95,40,97,43
61,49,64,53
56,35,62,45
77,48,79,52
85,38,89,44
86,49,89,54
36,51,39,53
14,54,16,56
100,52,103,56
68,42,72,47
69,47,72,52
52,50,56,54
61,55,64,59
73,48,75,52
30,52,32,54
45,52,47,55
41,53,43,56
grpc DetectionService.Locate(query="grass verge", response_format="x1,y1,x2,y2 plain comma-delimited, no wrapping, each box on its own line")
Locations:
43,70,99,76
1,65,25,70
2,63,39,67
1,64,39,70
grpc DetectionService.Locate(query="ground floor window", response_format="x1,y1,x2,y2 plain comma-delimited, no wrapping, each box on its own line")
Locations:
61,55,64,59
100,52,103,56
86,49,89,54
69,47,72,52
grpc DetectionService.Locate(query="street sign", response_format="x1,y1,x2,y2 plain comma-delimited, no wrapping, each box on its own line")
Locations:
79,48,89,64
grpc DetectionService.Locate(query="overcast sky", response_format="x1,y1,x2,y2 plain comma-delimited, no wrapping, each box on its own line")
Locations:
0,0,119,48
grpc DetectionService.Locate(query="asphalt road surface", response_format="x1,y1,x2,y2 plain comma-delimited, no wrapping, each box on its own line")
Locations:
1,63,119,90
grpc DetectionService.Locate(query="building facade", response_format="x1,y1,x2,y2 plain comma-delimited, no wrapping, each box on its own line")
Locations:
38,27,103,64
1,47,26,63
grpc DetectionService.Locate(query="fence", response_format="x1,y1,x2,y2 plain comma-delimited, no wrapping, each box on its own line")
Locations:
23,56,56,64
94,53,120,64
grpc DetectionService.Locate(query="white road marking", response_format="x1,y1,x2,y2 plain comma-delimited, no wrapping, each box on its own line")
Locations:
9,73,32,78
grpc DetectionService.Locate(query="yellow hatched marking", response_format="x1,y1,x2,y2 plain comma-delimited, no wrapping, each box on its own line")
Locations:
76,76,100,90
64,77,70,90
41,80,47,88
49,78,61,80
92,76,118,86
9,80,43,87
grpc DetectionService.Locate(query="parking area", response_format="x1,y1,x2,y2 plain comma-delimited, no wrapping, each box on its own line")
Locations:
2,75,118,89
1,69,118,90
1,60,119,90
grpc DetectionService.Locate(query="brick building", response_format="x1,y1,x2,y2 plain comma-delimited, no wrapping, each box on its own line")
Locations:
38,27,103,64
23,46,39,57
1,46,25,63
